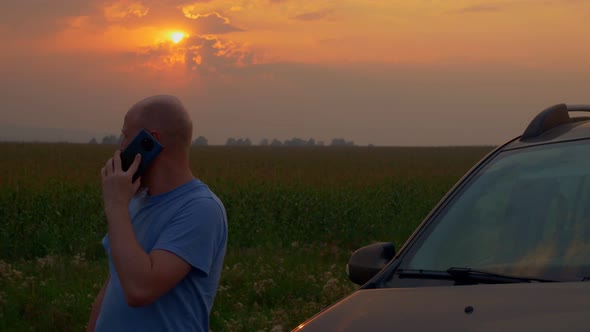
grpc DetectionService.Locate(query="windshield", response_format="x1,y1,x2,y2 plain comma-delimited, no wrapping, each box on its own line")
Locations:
402,139,590,281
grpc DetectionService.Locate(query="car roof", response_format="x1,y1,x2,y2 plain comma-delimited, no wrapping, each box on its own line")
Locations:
503,104,590,151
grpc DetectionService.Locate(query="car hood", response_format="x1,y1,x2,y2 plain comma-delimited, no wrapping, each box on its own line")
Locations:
294,282,590,332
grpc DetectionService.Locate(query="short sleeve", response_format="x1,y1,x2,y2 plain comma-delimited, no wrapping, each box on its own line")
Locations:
102,234,110,254
151,198,226,277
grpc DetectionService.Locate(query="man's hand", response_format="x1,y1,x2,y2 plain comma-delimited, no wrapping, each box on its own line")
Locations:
101,150,141,213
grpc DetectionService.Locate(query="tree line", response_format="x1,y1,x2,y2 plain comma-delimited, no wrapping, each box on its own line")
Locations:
91,135,358,147
196,136,356,147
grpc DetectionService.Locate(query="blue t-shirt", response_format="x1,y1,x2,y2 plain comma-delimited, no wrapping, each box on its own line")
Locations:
96,179,228,332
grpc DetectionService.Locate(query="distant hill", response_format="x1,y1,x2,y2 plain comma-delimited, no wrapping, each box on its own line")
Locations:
0,125,108,143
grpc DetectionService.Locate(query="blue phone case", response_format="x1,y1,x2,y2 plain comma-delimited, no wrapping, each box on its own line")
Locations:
121,129,163,182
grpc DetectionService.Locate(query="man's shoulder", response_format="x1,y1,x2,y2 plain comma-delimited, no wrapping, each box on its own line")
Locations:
182,196,226,223
184,179,212,197
182,181,220,205
187,180,224,206
175,184,226,220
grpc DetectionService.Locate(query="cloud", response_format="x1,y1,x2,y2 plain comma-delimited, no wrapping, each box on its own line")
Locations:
449,0,589,15
103,1,150,21
0,1,98,37
124,34,254,75
188,12,244,34
103,1,195,29
185,35,254,75
0,1,242,37
292,9,332,21
547,0,590,4
450,3,503,14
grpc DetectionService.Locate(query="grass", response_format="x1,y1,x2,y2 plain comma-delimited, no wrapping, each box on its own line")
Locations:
0,143,493,331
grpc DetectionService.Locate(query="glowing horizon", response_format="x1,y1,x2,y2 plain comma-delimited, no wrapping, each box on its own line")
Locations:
0,1,589,146
7,1,587,68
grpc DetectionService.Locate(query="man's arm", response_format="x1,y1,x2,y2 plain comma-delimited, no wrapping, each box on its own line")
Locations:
101,151,191,307
87,275,109,332
105,208,191,307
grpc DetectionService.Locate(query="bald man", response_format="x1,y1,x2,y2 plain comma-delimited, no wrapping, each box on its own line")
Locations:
87,95,228,332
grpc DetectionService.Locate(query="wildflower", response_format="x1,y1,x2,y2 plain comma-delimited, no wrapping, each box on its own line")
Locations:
270,325,283,332
253,278,275,295
72,253,87,267
322,278,340,297
37,255,57,268
12,269,23,279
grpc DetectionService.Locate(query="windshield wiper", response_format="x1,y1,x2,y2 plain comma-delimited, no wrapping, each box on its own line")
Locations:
397,267,556,284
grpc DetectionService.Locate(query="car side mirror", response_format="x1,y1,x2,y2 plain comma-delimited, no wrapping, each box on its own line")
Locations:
346,242,396,285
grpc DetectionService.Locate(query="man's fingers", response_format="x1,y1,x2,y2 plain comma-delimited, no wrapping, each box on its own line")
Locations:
127,153,142,176
132,176,142,191
113,150,122,172
103,158,113,176
101,166,106,179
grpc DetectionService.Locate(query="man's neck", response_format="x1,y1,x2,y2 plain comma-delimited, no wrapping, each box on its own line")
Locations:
142,163,195,196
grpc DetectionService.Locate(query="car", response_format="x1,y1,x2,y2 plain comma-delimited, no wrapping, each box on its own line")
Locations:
294,104,590,332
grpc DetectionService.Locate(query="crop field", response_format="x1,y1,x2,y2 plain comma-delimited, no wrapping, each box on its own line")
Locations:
0,143,493,331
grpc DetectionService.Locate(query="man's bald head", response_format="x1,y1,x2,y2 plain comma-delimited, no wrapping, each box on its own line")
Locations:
125,95,193,152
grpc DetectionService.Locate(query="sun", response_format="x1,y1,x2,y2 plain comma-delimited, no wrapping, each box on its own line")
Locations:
170,32,185,44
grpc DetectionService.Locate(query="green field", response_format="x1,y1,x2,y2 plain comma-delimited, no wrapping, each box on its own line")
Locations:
0,143,493,331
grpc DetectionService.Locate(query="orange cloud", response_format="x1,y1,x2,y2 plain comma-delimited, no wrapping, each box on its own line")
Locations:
292,9,332,21
5,0,589,70
186,36,254,75
104,1,150,20
123,34,254,76
449,4,503,14
187,12,244,34
66,16,92,29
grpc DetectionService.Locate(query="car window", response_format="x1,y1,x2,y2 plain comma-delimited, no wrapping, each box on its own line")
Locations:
402,139,590,281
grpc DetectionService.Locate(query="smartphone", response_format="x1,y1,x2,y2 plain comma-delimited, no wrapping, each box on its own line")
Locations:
120,129,164,182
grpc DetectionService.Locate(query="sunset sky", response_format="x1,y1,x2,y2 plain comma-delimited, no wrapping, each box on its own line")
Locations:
1,0,589,145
